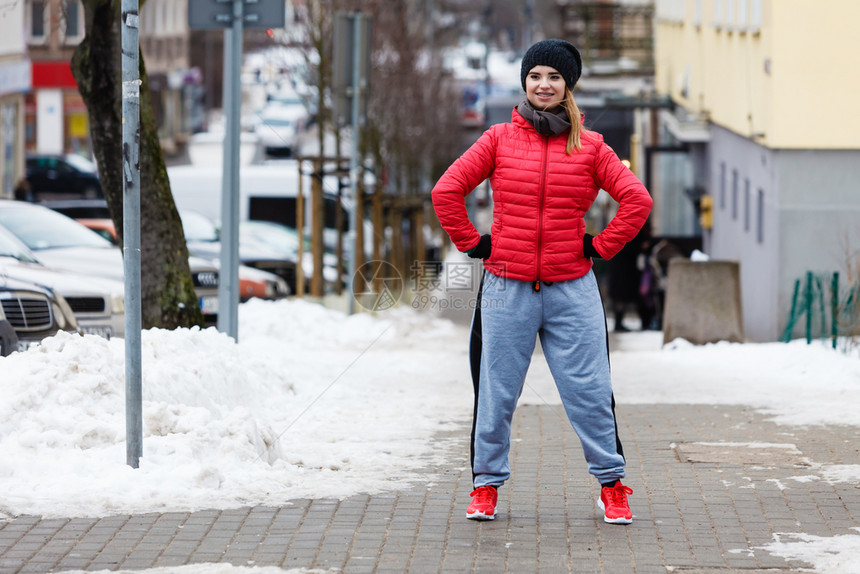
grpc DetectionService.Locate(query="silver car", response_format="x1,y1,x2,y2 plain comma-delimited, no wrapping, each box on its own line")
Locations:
0,276,79,351
0,298,18,356
0,200,219,326
0,225,124,339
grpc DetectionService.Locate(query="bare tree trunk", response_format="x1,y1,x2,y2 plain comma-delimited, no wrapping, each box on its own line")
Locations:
71,0,203,329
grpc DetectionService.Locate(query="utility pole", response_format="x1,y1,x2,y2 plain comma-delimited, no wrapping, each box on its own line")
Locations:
219,0,243,340
333,12,371,313
121,0,142,469
188,0,285,339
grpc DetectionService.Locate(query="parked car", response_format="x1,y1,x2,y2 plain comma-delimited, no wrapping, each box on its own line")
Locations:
181,210,296,295
253,105,308,157
24,153,103,200
38,198,112,220
211,259,290,302
41,199,289,301
0,276,79,351
239,219,341,287
0,224,125,338
0,299,18,356
39,198,117,243
167,163,355,293
0,200,219,325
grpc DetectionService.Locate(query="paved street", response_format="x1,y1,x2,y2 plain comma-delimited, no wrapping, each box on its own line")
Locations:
2,389,858,572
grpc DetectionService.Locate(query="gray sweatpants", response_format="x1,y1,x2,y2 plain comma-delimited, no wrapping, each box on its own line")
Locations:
471,270,626,488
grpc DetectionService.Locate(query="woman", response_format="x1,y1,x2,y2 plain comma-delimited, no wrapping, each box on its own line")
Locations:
431,39,652,524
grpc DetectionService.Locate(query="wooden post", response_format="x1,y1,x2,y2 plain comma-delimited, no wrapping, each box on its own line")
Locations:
334,183,344,295
390,202,404,280
372,185,384,293
355,174,365,271
413,204,425,269
372,182,383,263
295,160,305,297
311,158,324,297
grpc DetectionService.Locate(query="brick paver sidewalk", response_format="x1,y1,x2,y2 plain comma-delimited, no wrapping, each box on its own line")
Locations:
3,397,859,572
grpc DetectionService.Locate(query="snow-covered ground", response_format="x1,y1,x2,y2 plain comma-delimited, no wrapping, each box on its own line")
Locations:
0,300,471,519
1,297,859,573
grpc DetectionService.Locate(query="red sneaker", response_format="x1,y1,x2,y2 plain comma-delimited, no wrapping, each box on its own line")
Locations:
598,482,633,524
466,485,497,520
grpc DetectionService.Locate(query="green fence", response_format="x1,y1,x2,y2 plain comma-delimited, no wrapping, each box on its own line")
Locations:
782,271,859,352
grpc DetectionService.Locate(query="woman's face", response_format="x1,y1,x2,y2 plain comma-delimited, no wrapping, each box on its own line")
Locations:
525,65,566,111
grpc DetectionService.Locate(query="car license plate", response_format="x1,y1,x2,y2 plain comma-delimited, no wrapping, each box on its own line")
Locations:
81,326,114,339
200,296,219,314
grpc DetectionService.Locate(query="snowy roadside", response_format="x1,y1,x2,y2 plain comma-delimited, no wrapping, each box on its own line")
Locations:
0,299,473,519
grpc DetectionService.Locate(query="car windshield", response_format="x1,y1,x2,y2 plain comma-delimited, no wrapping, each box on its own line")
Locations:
63,154,98,173
0,225,40,263
0,205,113,250
240,220,301,255
181,211,219,242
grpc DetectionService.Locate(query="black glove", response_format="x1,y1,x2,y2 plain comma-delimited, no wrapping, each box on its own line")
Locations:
583,233,603,259
466,234,492,259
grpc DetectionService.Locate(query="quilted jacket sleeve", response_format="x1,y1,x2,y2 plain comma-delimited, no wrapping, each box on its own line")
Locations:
431,129,497,253
590,138,653,260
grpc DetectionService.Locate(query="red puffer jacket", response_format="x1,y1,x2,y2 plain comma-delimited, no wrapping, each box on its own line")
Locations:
432,109,652,282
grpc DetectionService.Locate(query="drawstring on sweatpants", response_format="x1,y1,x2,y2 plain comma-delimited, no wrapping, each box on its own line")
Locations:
532,280,554,292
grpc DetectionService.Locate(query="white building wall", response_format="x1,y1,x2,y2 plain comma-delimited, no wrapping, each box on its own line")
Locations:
709,123,860,342
0,1,25,56
775,150,860,338
709,124,780,342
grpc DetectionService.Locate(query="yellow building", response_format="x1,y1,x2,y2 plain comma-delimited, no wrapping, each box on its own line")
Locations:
654,0,860,342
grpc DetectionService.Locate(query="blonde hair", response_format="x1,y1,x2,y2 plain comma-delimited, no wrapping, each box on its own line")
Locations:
561,87,583,153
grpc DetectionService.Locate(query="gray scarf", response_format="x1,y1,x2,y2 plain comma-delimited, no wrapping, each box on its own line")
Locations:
516,98,571,136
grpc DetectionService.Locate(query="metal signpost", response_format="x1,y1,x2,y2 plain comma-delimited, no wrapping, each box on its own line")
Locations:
333,12,371,315
188,0,284,340
121,0,143,469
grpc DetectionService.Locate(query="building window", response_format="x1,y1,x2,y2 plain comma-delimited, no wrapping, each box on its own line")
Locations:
731,169,738,220
175,1,185,32
719,162,726,209
750,0,763,32
656,0,685,24
737,0,749,32
62,1,84,44
725,0,735,31
156,0,166,35
743,178,751,231
29,0,47,44
756,188,765,243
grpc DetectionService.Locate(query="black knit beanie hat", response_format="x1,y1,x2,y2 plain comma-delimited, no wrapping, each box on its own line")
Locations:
520,39,582,92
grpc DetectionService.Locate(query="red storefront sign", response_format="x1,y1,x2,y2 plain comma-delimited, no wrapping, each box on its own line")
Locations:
31,61,78,89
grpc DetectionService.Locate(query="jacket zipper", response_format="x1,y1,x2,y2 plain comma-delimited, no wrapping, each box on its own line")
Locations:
534,135,549,293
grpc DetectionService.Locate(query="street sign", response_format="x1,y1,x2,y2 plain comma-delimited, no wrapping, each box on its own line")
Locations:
188,0,285,30
333,13,371,127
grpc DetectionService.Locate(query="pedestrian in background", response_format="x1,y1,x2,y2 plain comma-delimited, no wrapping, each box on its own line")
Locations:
607,220,654,331
432,39,652,524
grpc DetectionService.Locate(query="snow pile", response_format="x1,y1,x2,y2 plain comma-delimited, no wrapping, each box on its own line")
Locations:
0,299,471,519
758,529,860,574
